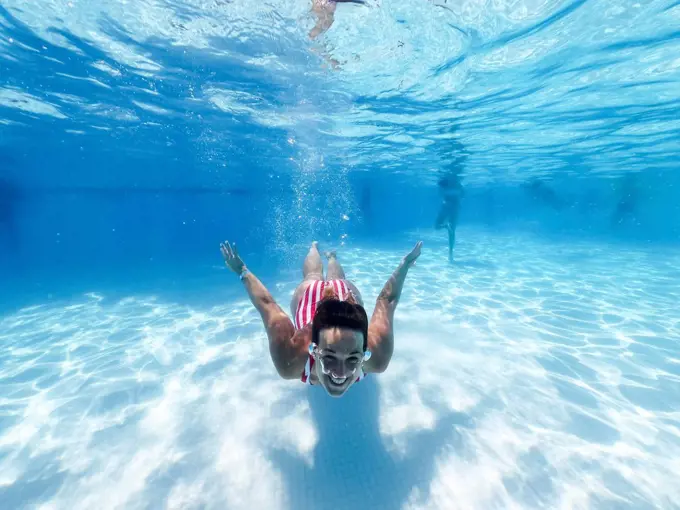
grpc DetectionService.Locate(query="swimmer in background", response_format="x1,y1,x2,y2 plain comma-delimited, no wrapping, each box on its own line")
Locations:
435,174,464,264
521,178,566,210
220,239,422,398
0,177,20,253
611,173,638,227
310,0,366,39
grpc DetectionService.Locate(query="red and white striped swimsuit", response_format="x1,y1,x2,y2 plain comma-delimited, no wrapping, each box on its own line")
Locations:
295,279,351,330
296,279,367,385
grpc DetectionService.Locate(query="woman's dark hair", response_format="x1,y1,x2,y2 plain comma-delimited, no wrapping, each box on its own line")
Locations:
312,299,369,352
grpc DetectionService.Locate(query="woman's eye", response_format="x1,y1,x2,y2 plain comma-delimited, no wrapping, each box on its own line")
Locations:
322,356,337,365
347,358,360,365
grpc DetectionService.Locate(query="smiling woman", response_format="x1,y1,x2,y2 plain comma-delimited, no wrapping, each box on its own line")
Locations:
220,239,422,398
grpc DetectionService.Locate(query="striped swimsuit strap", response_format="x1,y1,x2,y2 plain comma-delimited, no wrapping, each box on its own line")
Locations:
294,279,350,330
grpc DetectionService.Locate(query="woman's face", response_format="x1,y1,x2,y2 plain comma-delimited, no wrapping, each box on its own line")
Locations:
314,284,365,396
314,327,364,397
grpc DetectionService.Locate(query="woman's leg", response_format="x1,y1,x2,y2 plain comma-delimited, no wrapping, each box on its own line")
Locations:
448,226,456,264
303,241,324,280
291,241,325,316
310,0,336,39
325,251,346,281
448,208,459,264
325,251,364,306
435,203,448,230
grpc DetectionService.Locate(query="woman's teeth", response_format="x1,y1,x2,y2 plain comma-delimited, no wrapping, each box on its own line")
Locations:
330,375,347,384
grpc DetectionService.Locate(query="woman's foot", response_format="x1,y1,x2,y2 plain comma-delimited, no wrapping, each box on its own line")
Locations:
324,250,337,260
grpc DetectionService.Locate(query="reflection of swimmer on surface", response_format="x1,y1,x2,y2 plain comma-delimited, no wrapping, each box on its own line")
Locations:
435,175,464,264
219,239,422,398
521,178,566,210
611,174,638,227
310,0,366,39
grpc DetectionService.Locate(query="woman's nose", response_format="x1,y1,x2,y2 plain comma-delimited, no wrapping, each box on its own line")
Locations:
334,362,354,377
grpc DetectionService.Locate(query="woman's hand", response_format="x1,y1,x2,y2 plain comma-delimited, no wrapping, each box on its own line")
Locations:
220,240,246,275
403,241,423,268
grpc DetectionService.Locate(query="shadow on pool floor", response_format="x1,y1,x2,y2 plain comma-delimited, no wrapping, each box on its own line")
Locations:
270,377,474,509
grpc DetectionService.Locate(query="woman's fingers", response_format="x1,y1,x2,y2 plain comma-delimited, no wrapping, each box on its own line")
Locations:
220,241,235,261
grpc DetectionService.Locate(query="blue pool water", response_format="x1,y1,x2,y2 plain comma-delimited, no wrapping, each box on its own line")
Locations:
1,0,680,509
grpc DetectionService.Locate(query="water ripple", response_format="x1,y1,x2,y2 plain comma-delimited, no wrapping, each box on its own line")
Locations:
1,0,678,184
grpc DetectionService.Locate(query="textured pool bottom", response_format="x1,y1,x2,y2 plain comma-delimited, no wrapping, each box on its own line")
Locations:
1,230,679,510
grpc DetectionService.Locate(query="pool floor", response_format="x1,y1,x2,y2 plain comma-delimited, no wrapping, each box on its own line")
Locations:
1,228,679,509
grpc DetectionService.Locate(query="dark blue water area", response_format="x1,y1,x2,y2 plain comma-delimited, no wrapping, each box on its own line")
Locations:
1,179,678,316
